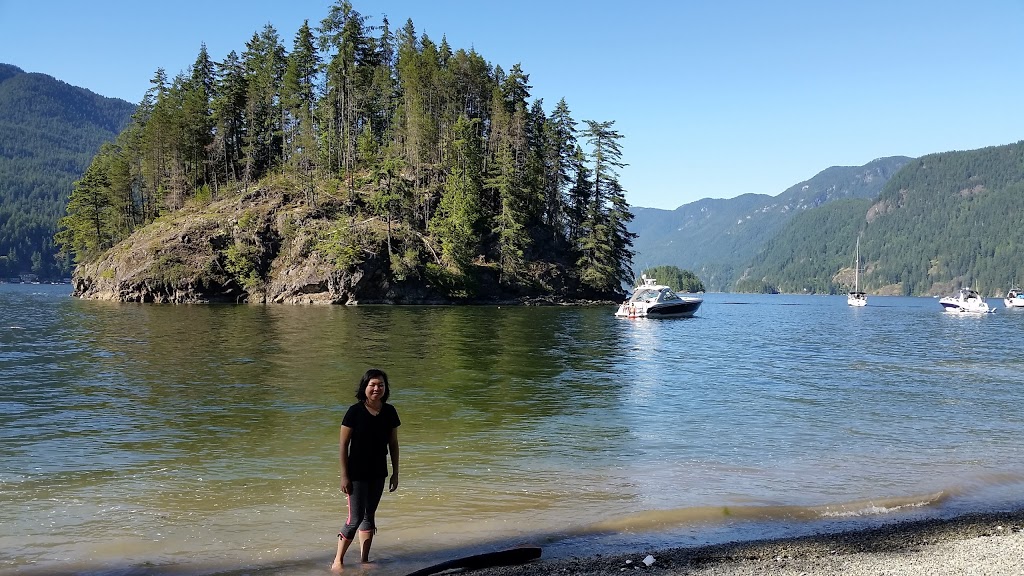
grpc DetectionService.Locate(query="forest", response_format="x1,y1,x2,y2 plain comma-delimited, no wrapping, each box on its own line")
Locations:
55,1,636,298
0,64,134,280
735,143,1024,296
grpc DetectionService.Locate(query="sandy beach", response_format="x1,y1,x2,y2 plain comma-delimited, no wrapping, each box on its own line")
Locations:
469,509,1024,576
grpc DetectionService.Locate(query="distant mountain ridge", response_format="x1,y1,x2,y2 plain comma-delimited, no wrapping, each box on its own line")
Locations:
630,156,912,290
740,142,1024,296
0,63,135,279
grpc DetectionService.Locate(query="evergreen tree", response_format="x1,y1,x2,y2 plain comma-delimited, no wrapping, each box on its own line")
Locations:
431,115,482,271
542,98,577,237
211,51,248,185
55,155,117,262
640,265,706,292
565,145,592,248
45,3,639,299
138,68,171,212
183,44,215,195
282,20,321,202
240,24,286,184
484,83,531,283
578,120,634,291
318,0,373,190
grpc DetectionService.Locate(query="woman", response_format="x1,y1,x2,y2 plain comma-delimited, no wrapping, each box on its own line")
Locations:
331,368,401,571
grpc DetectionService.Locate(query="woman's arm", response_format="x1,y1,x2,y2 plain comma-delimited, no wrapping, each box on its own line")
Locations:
388,427,400,492
339,425,353,494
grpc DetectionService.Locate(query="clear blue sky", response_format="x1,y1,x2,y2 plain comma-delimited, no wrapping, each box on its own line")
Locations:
3,0,1023,210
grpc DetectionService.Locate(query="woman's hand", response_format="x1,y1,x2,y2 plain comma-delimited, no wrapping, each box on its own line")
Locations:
389,473,399,492
340,474,352,494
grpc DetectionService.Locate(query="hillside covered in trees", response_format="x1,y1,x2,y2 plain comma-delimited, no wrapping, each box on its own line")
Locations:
629,157,911,291
736,142,1024,296
57,1,635,303
0,64,134,280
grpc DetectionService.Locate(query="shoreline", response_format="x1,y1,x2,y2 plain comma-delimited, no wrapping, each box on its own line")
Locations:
469,508,1024,576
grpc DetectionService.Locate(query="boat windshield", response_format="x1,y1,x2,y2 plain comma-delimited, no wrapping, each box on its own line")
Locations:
631,288,661,302
630,286,685,302
659,288,682,301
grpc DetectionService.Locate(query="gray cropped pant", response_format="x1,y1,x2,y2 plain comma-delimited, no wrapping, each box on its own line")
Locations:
340,478,385,540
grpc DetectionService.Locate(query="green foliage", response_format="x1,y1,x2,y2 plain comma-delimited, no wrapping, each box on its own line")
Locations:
315,219,363,270
630,157,912,292
639,265,705,292
38,4,636,299
390,247,420,281
238,209,258,233
1,64,134,279
55,159,119,263
733,278,779,294
224,242,263,293
153,254,189,285
194,184,213,205
740,198,871,294
576,120,635,292
431,115,483,271
735,143,1024,296
423,261,472,299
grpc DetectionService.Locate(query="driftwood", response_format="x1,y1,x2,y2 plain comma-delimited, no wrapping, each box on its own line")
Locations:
403,546,542,576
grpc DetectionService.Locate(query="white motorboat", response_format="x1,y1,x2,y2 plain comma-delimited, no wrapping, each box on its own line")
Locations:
1005,289,1024,309
615,276,703,318
939,288,993,314
847,237,866,307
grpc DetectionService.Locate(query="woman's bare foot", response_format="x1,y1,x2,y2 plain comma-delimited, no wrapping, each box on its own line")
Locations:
330,559,343,572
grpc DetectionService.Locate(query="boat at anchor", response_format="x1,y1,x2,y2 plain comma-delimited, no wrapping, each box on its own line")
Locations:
847,237,866,307
615,276,703,318
1004,289,1024,309
939,288,993,314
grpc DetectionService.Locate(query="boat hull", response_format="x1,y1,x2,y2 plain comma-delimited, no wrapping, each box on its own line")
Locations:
939,299,993,314
645,299,703,318
615,298,703,318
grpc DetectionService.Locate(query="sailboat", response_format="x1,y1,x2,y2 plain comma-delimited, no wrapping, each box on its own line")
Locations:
847,238,867,307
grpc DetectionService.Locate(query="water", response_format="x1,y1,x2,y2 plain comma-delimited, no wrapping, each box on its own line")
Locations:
2,284,1024,575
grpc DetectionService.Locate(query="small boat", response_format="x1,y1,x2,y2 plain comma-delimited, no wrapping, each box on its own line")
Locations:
1005,289,1024,309
847,238,866,307
939,288,993,314
615,276,703,318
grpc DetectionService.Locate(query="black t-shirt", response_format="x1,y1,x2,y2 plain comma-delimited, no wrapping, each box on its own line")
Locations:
342,402,401,480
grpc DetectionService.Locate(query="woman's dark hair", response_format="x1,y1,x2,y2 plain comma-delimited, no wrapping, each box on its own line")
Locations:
356,368,390,402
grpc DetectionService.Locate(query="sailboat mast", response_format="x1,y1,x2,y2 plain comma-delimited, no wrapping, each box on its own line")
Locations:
855,238,859,292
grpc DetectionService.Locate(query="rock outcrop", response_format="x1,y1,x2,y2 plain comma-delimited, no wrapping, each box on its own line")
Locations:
72,186,620,306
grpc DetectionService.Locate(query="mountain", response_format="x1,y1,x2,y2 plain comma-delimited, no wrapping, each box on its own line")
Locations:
0,63,135,280
629,156,912,290
742,142,1024,296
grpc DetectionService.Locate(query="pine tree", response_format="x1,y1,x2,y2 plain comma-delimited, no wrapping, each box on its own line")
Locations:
431,115,483,271
55,156,117,262
544,98,577,237
578,120,635,291
319,0,373,191
282,20,321,202
183,44,215,195
241,25,286,184
211,51,248,185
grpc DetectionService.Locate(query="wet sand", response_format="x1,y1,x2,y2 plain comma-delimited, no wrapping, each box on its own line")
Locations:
469,508,1024,576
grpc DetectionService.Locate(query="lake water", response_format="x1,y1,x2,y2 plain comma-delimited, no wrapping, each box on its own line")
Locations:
3,283,1024,576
